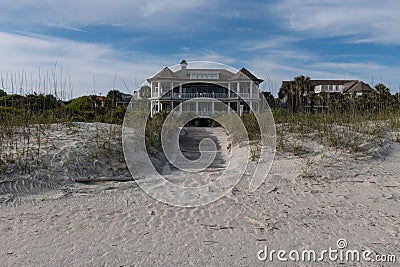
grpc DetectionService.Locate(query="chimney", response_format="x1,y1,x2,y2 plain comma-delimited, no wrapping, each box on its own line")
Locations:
180,60,188,76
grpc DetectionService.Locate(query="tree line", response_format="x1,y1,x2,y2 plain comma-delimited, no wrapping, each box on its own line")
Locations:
0,87,150,125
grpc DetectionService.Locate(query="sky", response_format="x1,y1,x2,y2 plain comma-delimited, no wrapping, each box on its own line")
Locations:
1,0,400,98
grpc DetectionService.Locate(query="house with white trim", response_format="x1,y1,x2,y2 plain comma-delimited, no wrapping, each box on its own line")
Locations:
312,80,374,95
147,60,263,117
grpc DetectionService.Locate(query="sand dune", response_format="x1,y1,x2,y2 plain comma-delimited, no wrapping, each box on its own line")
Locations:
0,122,399,266
0,123,130,195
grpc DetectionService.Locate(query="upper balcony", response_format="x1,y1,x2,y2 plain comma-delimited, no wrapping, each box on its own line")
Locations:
156,92,258,100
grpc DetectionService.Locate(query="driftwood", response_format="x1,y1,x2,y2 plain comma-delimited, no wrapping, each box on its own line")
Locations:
75,177,134,184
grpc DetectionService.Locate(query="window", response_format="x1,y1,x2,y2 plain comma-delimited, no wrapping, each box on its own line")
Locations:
190,73,219,80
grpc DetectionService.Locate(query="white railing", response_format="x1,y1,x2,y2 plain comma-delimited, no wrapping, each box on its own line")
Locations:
161,93,231,99
157,92,259,100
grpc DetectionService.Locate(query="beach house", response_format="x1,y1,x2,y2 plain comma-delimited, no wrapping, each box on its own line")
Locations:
279,79,375,111
147,60,263,116
312,80,374,95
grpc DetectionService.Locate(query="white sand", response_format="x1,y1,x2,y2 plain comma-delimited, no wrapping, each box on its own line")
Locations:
0,123,399,266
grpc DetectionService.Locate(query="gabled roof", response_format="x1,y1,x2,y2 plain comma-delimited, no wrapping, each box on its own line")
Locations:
239,67,264,85
342,81,358,92
147,63,263,85
343,81,374,93
147,67,178,82
228,70,252,81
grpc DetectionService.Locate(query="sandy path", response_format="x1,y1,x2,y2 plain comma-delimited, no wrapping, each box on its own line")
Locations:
165,127,229,187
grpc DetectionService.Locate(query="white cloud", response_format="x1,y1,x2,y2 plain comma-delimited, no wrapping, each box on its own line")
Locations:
0,0,213,31
272,0,400,44
243,49,400,94
240,36,300,52
1,0,399,97
0,31,167,98
47,22,88,33
307,61,400,87
0,32,245,98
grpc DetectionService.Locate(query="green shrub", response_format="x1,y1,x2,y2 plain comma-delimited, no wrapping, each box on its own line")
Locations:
242,113,261,140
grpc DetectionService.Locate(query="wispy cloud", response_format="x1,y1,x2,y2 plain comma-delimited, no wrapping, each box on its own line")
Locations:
0,1,399,96
240,37,300,52
0,0,214,32
272,0,400,45
47,22,88,33
242,47,400,93
0,31,167,97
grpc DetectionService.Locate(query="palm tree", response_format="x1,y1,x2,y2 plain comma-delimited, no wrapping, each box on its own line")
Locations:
278,76,312,113
278,81,292,111
319,91,328,112
293,75,312,112
375,83,391,111
106,90,124,107
262,91,276,110
375,83,390,96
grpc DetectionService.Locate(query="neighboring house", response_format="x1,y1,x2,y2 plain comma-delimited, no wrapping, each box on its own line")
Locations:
280,79,375,112
312,80,374,95
342,81,375,95
115,93,133,107
147,60,263,116
97,96,106,107
281,79,375,95
313,80,355,94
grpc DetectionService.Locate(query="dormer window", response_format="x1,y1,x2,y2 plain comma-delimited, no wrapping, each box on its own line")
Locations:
190,73,219,80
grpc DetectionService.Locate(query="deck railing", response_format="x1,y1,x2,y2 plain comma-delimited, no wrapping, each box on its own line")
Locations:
159,92,257,99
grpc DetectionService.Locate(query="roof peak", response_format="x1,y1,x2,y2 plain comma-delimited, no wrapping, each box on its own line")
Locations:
237,67,263,84
147,66,178,82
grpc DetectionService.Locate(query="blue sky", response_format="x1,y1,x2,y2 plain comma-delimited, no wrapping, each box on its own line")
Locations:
1,0,400,98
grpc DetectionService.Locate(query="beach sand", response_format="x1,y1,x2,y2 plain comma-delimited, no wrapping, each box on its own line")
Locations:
0,123,399,266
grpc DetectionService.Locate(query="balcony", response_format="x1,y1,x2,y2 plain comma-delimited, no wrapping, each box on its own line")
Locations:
156,92,259,100
160,92,232,99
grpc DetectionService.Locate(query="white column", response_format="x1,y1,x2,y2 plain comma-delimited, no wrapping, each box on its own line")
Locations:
228,82,232,115
237,82,240,96
195,101,199,115
250,101,253,114
158,100,161,111
250,82,253,98
151,101,154,117
211,101,215,114
157,82,161,97
179,84,183,114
